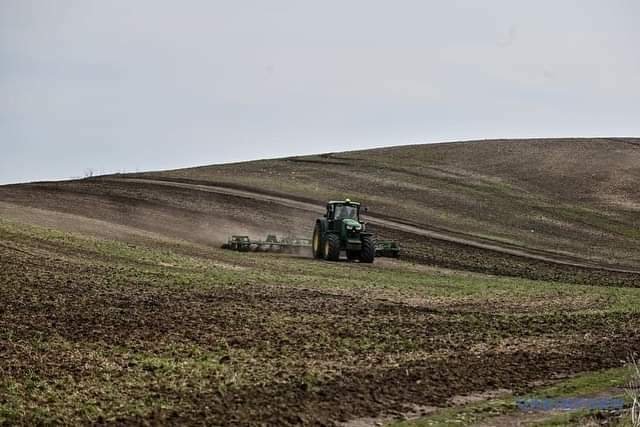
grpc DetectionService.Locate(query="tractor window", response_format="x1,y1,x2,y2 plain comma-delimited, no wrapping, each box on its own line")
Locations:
334,205,358,220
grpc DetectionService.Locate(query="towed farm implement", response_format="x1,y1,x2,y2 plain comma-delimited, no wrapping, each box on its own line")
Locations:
222,235,312,253
222,233,401,259
375,240,401,258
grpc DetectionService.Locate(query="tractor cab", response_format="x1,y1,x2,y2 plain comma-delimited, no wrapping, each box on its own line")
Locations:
325,199,361,222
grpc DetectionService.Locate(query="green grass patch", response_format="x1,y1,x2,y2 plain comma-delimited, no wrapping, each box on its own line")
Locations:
3,217,640,314
534,367,629,398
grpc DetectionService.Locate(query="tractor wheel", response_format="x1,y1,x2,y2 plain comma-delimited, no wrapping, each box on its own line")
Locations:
359,235,375,263
323,234,341,261
312,223,323,259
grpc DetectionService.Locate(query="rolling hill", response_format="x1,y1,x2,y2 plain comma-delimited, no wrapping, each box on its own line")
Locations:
2,138,639,285
142,137,640,267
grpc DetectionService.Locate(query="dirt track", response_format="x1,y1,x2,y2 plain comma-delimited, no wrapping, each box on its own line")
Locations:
115,177,640,276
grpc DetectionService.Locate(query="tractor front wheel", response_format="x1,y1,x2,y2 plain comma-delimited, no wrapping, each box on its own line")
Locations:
324,234,341,261
359,235,375,263
312,223,323,259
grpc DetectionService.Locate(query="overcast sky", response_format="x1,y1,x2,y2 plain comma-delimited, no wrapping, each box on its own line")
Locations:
1,1,639,184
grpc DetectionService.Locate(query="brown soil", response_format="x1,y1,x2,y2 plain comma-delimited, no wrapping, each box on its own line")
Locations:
2,234,640,425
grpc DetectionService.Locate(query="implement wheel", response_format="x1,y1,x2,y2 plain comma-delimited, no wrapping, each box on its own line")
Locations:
323,234,340,261
359,235,375,263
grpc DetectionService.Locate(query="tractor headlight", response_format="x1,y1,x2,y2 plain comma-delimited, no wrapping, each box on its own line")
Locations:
346,225,353,230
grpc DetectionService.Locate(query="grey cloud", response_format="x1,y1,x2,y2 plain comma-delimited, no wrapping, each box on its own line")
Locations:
1,0,639,184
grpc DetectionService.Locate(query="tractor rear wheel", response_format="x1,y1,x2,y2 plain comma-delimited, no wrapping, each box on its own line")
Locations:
312,223,323,259
359,235,375,263
324,234,341,261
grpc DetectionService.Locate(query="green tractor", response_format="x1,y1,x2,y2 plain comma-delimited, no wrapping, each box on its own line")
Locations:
312,199,375,263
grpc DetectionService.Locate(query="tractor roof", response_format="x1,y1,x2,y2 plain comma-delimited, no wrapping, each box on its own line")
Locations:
327,199,361,206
